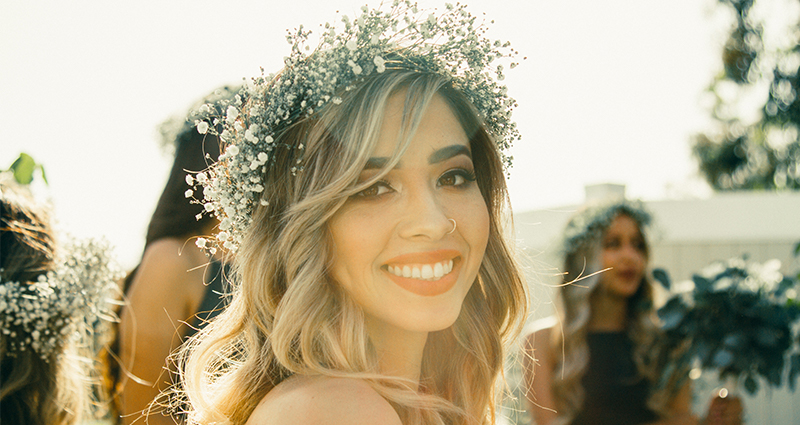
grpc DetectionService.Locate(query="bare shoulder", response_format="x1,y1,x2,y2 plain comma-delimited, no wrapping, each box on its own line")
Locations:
246,375,402,425
124,237,210,319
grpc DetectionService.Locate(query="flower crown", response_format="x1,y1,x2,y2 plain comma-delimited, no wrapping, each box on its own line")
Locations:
186,1,521,253
0,238,122,360
562,199,652,256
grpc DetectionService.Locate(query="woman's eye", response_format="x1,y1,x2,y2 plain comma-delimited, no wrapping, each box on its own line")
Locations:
355,181,392,198
438,169,476,187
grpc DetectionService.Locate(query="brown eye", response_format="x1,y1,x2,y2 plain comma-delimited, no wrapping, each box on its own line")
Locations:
438,169,476,188
355,181,392,198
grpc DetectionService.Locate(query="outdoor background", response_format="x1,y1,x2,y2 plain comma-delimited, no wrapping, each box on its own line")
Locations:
1,0,732,268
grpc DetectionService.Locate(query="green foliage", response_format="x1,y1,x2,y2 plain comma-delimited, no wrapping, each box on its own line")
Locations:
654,257,800,395
6,152,47,185
692,0,800,190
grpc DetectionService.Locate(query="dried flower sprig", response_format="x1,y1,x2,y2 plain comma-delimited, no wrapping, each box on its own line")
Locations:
186,1,521,253
0,237,123,360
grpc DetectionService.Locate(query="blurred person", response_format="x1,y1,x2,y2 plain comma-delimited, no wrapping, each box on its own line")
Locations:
522,200,743,425
170,3,529,425
115,87,235,425
0,174,120,425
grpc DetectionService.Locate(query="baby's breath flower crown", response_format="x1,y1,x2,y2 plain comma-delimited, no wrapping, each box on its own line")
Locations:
186,1,521,253
0,238,122,360
562,200,652,256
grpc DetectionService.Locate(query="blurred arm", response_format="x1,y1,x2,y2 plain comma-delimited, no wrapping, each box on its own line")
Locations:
523,326,559,425
119,239,207,425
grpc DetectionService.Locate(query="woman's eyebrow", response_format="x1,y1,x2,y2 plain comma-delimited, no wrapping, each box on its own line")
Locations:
363,144,471,170
429,144,471,164
364,157,389,170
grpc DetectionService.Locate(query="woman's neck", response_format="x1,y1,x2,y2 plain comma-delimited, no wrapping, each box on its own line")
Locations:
365,319,428,389
589,292,629,332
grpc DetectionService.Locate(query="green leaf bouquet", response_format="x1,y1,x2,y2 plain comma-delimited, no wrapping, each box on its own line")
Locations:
654,257,800,395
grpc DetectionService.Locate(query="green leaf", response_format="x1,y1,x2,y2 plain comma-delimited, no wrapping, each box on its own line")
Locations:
744,375,758,395
789,354,800,391
9,153,36,184
37,164,48,184
712,349,734,368
652,268,671,290
693,274,713,293
657,297,686,331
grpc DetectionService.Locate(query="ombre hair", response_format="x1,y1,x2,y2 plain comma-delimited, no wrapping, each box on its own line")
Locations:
175,67,527,425
549,201,680,424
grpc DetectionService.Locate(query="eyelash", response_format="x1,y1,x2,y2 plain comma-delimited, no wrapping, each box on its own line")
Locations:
353,168,477,199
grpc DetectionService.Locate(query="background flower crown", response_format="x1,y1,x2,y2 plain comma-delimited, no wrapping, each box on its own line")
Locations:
186,1,521,253
0,237,122,360
561,199,653,256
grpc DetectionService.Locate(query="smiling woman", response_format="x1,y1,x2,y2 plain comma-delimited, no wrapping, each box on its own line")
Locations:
170,3,528,425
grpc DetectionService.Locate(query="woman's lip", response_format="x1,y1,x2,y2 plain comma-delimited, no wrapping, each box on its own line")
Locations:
383,259,462,297
384,249,460,266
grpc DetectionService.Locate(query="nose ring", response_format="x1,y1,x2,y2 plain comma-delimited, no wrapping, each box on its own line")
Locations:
447,218,457,235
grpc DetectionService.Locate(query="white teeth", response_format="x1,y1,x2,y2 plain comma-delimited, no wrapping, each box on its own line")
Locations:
387,260,455,281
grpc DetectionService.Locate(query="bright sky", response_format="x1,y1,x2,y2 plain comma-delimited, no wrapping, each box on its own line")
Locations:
1,0,728,267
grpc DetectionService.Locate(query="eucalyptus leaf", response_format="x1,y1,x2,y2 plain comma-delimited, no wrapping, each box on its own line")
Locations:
712,349,734,368
657,298,686,331
658,256,800,397
693,274,712,293
744,375,758,395
652,268,670,290
790,354,800,391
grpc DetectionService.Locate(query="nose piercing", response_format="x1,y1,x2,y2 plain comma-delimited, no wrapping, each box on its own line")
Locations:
447,218,457,235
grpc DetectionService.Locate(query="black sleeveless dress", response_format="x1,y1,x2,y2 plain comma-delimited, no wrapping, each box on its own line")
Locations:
570,332,659,425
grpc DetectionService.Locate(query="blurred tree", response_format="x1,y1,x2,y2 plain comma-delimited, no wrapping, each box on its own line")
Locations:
693,0,800,190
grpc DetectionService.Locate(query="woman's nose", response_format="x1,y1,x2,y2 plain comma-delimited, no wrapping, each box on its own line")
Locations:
396,186,452,240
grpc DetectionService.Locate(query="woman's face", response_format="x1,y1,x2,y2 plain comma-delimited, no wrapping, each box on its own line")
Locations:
327,91,490,336
598,214,647,299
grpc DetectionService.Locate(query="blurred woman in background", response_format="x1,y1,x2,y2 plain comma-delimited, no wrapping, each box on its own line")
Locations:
523,200,742,425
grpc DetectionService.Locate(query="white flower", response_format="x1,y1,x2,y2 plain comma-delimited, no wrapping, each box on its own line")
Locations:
184,189,193,198
226,145,240,157
374,56,386,73
199,104,210,114
196,121,209,134
204,203,215,212
258,152,269,162
185,174,194,186
346,39,357,51
218,232,229,242
196,238,207,249
226,105,239,122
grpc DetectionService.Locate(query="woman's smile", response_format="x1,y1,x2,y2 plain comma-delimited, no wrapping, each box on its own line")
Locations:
383,249,461,296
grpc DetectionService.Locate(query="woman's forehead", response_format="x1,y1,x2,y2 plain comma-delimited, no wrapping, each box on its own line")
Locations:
371,92,468,160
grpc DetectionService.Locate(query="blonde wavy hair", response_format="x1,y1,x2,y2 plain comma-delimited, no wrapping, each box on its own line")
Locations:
174,68,528,425
549,202,680,425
